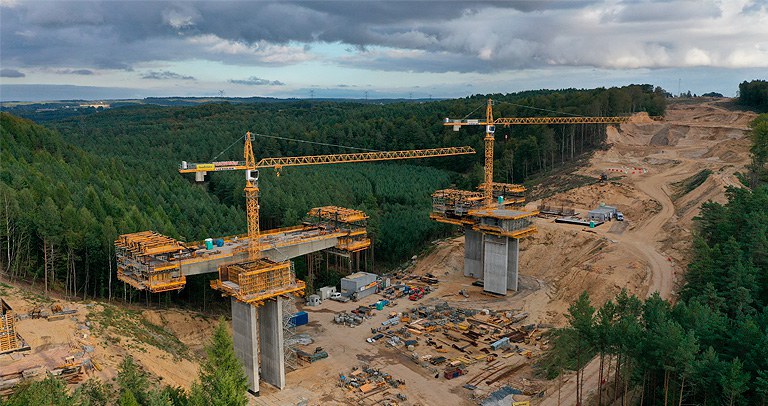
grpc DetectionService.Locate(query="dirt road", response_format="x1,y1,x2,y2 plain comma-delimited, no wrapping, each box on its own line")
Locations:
537,99,756,405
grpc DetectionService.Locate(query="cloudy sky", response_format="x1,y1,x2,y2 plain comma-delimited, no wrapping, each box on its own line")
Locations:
1,0,766,101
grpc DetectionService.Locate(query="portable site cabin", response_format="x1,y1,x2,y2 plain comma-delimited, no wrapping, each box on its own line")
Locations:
341,272,378,300
588,204,618,222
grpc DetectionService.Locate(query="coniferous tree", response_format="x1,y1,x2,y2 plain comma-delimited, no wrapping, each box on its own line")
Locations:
117,356,150,405
189,318,248,406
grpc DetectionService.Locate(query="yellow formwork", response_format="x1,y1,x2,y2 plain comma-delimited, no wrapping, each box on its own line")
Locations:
1,299,21,354
308,206,369,223
213,258,306,305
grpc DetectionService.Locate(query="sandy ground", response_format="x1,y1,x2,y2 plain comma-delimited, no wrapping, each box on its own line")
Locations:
535,99,756,405
0,282,220,391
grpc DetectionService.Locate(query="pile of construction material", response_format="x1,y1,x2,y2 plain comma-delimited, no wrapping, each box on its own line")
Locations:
339,366,406,402
1,352,88,396
334,305,376,327
366,301,545,386
19,303,78,321
295,347,327,364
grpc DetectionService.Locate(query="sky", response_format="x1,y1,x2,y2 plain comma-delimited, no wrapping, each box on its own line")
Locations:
0,0,766,102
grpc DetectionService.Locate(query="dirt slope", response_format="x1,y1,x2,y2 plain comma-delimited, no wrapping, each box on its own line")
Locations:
0,281,218,391
533,99,756,404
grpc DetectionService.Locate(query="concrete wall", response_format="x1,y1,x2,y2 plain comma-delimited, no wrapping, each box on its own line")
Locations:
231,298,260,394
506,238,519,291
258,299,286,389
464,226,483,278
483,235,508,295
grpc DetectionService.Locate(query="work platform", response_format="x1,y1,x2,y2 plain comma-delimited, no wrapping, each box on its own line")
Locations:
431,183,537,295
116,207,371,293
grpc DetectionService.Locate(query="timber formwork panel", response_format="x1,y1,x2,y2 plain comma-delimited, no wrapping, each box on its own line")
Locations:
1,299,22,354
213,259,305,305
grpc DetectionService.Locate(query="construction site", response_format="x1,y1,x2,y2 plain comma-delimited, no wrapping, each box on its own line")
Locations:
0,98,758,405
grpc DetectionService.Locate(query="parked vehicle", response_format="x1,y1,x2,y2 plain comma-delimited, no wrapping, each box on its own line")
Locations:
444,366,467,379
367,333,385,343
330,293,350,302
616,212,624,221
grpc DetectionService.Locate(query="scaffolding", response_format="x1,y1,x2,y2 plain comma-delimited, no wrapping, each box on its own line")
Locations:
282,298,298,372
473,209,539,239
305,206,372,276
477,182,527,205
430,189,485,224
305,252,323,295
1,299,25,354
115,232,188,293
211,259,305,305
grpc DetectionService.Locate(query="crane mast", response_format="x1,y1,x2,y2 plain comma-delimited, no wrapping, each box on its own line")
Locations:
243,132,260,260
445,98,636,207
182,137,475,262
483,99,495,206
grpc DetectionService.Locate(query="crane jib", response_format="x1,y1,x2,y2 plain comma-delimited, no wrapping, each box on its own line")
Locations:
179,146,476,173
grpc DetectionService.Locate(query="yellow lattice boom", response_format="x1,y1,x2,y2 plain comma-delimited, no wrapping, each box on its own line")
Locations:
178,146,476,174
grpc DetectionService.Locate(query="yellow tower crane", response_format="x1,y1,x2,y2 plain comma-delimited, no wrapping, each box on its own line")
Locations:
179,133,475,304
180,132,475,261
444,99,635,207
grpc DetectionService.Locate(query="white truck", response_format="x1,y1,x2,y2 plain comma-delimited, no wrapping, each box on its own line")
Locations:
330,292,350,303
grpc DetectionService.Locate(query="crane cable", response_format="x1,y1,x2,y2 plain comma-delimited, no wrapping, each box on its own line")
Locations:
251,132,381,152
496,101,584,117
209,131,380,161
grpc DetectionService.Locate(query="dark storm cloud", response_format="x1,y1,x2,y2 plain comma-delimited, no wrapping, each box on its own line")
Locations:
0,68,25,78
141,70,195,80
0,0,765,75
229,77,285,86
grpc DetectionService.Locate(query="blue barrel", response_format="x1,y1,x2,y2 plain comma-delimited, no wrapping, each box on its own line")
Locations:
290,311,309,326
215,239,225,247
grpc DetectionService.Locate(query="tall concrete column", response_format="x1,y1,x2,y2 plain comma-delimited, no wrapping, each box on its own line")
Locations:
482,235,508,295
507,238,519,291
258,298,286,389
231,298,260,394
464,226,483,278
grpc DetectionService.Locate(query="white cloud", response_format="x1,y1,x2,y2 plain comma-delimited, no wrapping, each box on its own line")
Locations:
187,35,314,65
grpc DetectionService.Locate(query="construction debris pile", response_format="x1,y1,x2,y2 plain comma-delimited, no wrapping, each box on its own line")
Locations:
0,300,91,396
339,366,407,404
366,301,546,388
334,305,376,327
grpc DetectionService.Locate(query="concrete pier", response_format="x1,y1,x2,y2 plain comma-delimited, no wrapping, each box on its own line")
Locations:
481,235,520,295
464,226,483,278
507,238,519,292
231,298,260,394
230,297,287,394
258,298,285,389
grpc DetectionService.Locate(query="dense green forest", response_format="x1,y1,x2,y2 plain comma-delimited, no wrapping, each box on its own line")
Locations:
542,114,768,405
1,85,665,304
739,80,768,112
